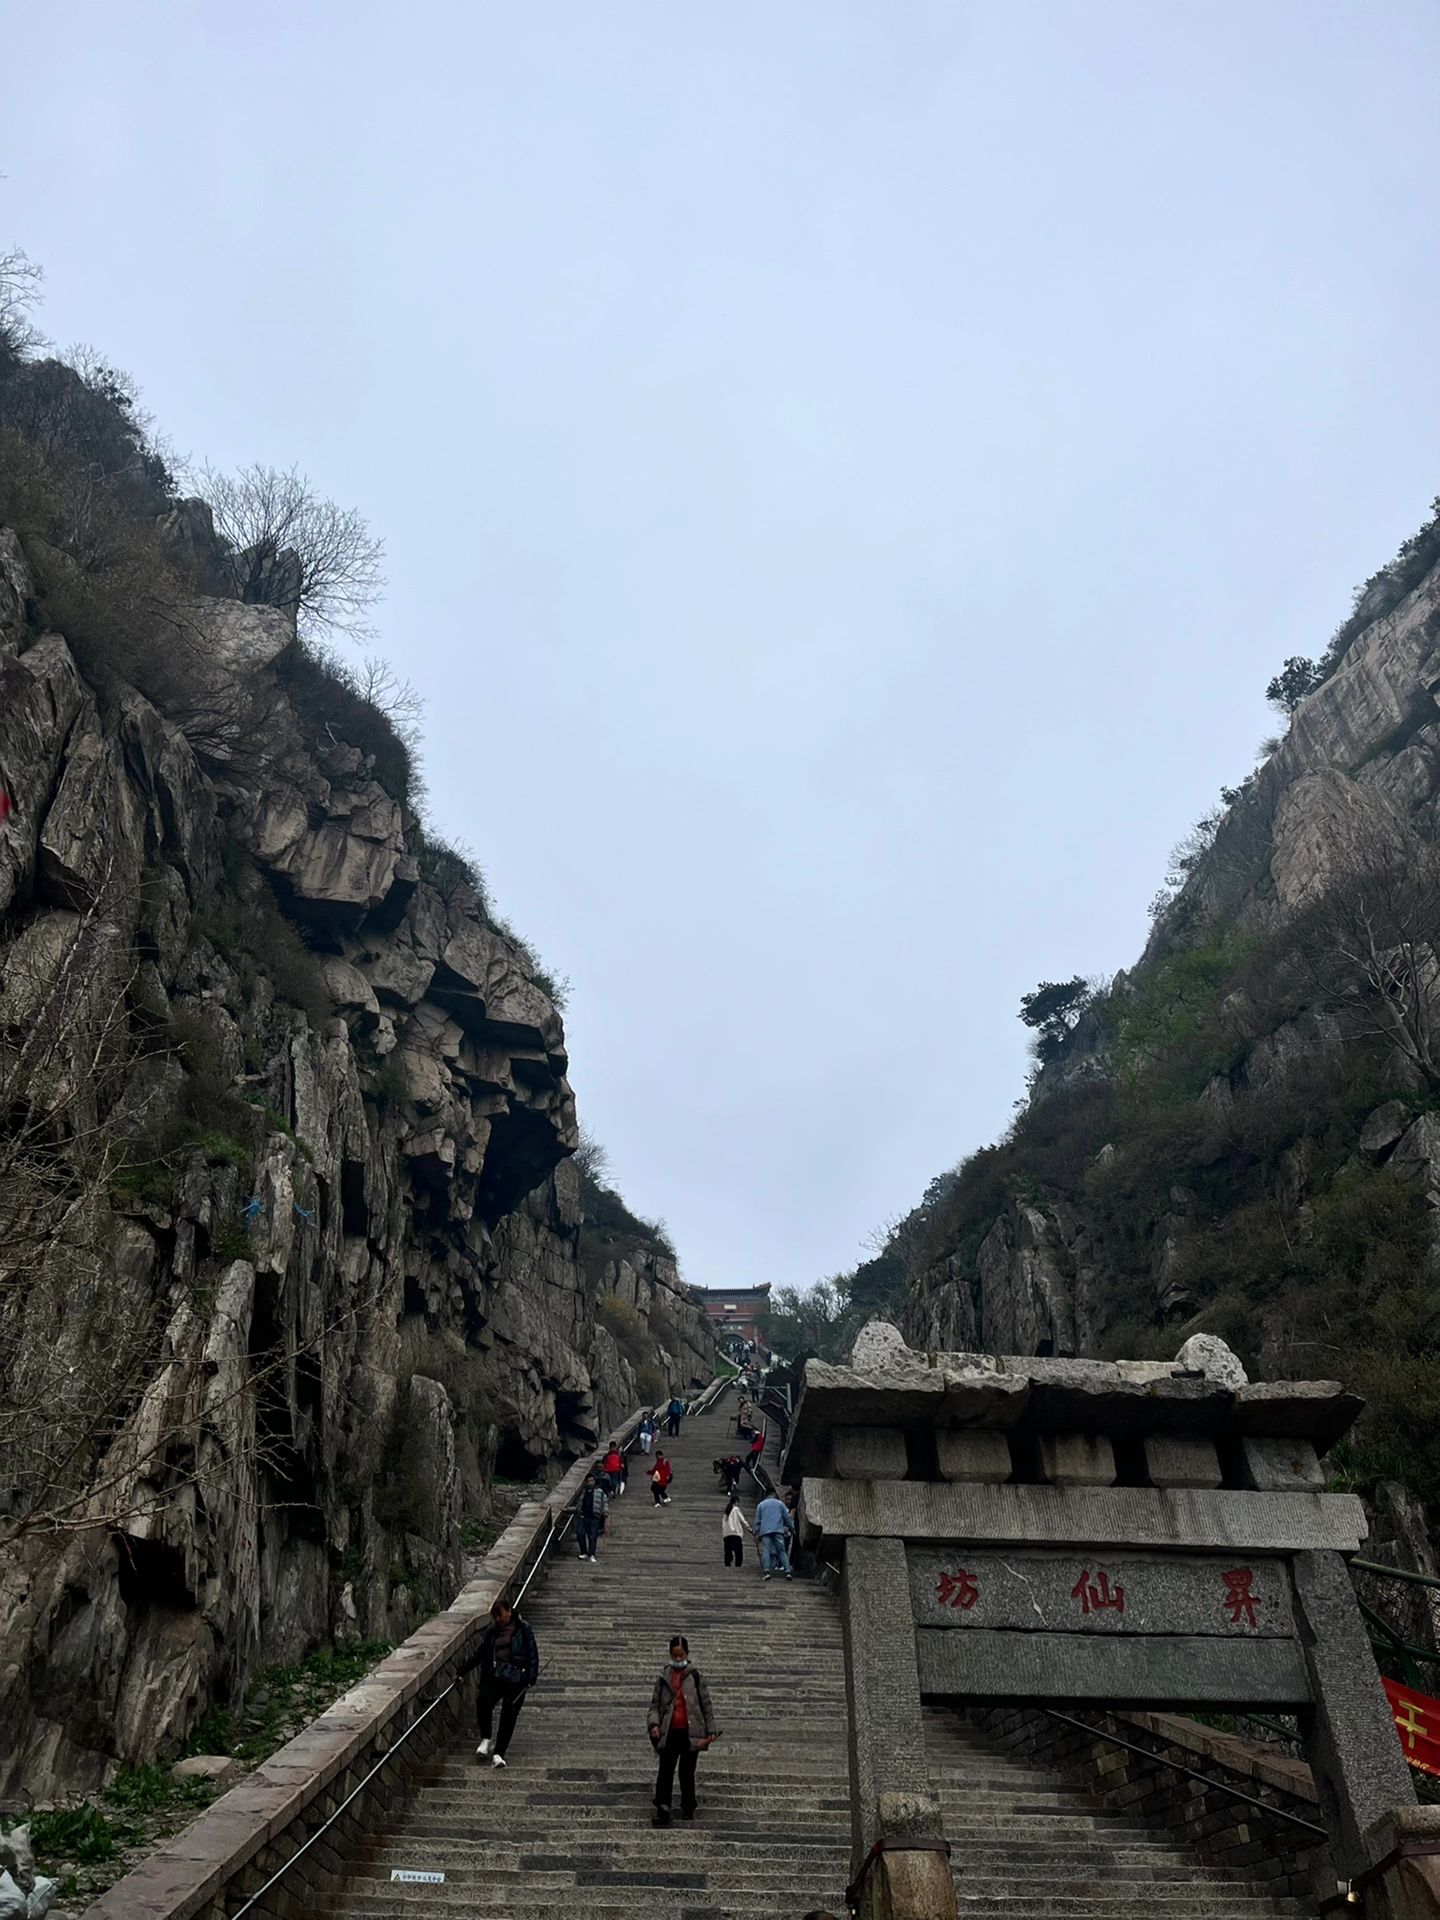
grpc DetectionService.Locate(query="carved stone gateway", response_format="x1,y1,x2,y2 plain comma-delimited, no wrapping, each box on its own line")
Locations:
782,1329,1440,1920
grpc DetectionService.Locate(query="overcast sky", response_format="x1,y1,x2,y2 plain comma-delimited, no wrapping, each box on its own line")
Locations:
6,3,1440,1294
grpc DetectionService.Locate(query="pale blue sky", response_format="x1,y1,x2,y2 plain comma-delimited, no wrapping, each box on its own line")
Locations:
6,2,1439,1291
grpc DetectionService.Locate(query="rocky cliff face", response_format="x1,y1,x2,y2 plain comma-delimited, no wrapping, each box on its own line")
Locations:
0,526,710,1799
879,531,1440,1561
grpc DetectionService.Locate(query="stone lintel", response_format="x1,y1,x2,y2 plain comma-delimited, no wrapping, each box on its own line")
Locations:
1242,1436,1326,1493
805,1478,1367,1554
1026,1369,1235,1437
787,1357,1363,1486
1038,1431,1116,1488
916,1626,1312,1706
783,1361,946,1478
1144,1434,1224,1490
1234,1380,1363,1449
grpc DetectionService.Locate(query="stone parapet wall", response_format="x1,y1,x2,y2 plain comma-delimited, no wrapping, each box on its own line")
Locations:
969,1704,1324,1902
82,1406,652,1920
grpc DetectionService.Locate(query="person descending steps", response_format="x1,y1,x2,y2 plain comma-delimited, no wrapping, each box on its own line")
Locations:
649,1449,673,1504
458,1595,538,1770
573,1470,607,1563
646,1632,719,1826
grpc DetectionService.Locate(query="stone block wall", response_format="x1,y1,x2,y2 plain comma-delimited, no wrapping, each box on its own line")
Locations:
969,1704,1324,1901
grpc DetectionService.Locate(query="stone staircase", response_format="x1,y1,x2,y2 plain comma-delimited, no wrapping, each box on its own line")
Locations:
313,1398,1315,1919
927,1713,1315,1918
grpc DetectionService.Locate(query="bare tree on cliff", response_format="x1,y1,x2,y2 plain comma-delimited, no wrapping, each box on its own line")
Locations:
0,246,46,366
200,461,386,639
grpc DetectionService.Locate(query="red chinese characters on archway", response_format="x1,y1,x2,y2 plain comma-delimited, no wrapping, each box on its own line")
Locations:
935,1568,980,1611
1071,1569,1125,1617
1222,1567,1260,1629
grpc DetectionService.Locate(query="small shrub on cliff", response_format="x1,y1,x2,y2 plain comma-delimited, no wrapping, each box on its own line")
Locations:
272,637,415,801
416,832,489,908
581,1170,676,1262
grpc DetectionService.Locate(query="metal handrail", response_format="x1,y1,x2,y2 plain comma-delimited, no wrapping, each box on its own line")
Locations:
1353,1560,1440,1690
229,1378,722,1916
1039,1709,1328,1840
1354,1559,1440,1593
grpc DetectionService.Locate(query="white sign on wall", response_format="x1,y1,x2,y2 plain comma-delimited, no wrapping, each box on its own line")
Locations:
391,1869,446,1884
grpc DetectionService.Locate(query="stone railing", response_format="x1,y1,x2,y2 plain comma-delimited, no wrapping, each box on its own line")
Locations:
971,1705,1326,1902
84,1405,656,1920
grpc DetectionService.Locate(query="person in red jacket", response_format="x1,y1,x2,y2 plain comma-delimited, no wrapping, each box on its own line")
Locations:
650,1452,674,1505
601,1440,626,1497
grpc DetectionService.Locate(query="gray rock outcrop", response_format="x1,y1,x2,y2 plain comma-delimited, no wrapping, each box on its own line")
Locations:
0,533,711,1799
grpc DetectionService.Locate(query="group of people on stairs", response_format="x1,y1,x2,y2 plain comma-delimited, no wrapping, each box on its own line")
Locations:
461,1385,803,1827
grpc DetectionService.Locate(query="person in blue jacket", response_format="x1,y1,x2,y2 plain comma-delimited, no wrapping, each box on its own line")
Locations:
753,1490,794,1581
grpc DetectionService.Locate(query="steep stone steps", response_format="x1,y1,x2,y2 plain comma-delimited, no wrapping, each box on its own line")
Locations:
318,1404,854,1917
316,1399,1314,1919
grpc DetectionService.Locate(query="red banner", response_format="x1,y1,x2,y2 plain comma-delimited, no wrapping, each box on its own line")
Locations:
1382,1677,1440,1780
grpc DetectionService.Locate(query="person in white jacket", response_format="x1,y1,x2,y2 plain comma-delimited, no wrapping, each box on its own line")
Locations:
721,1490,752,1569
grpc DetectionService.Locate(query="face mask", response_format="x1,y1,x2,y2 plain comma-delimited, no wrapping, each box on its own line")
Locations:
670,1656,689,1668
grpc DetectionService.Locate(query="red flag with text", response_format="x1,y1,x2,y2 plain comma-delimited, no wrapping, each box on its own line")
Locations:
1383,1677,1440,1780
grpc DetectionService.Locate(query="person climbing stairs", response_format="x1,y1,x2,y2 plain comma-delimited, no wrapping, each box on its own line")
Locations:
314,1395,1315,1918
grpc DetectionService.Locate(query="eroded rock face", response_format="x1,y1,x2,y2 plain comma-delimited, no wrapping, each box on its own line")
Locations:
0,556,711,1798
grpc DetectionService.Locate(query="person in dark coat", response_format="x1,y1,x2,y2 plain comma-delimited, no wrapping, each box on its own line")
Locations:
574,1471,608,1562
713,1453,744,1494
459,1597,539,1768
646,1634,718,1824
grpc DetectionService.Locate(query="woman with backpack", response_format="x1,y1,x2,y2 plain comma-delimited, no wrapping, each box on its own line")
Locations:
459,1596,539,1769
646,1633,718,1824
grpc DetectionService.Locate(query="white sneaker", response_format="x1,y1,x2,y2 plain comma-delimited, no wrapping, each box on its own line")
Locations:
476,1738,492,1758
763,1571,772,1581
491,1753,507,1769
589,1553,598,1563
